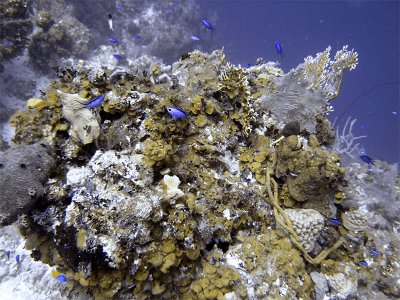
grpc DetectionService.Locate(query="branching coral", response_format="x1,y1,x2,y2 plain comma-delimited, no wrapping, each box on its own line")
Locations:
303,45,358,100
330,117,366,164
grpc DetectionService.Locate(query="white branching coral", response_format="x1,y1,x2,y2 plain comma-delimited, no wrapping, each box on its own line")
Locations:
331,117,366,163
303,45,358,100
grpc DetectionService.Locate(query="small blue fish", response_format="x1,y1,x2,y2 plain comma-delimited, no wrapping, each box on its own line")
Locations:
327,218,341,225
360,155,374,164
116,4,124,10
82,94,105,109
243,178,251,183
16,254,20,263
55,274,67,283
108,14,113,31
133,35,142,40
275,41,283,55
202,19,214,30
2,40,13,46
6,250,10,260
370,249,380,256
359,260,368,267
41,207,49,218
190,35,200,41
166,107,188,119
246,64,252,68
113,54,123,60
108,38,118,43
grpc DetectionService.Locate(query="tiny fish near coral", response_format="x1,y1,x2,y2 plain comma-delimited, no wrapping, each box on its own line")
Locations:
359,260,368,267
108,14,113,31
202,19,214,30
166,107,188,119
327,218,341,225
370,249,380,256
108,37,118,43
275,41,283,55
360,154,374,165
81,94,105,109
52,271,67,283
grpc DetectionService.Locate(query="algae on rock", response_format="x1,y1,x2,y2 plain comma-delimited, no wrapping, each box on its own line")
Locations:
6,47,397,300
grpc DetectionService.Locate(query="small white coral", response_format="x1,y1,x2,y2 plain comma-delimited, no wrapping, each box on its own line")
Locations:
342,208,369,232
325,273,357,299
163,175,184,199
284,209,325,252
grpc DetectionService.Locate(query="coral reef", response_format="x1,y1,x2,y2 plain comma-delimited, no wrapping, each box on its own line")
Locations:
5,47,399,299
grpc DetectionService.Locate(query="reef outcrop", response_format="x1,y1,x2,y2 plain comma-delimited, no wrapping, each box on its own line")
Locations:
6,47,400,299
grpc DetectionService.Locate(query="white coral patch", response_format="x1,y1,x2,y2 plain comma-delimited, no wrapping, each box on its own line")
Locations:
163,175,184,199
66,166,89,187
284,208,325,252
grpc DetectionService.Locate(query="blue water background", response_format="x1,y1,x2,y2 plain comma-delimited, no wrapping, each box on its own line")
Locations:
198,0,399,164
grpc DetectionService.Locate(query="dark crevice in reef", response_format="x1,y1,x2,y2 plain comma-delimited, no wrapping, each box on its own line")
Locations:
55,225,111,272
205,239,230,253
99,110,124,124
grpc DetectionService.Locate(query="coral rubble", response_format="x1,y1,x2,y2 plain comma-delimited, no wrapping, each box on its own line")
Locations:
4,47,400,299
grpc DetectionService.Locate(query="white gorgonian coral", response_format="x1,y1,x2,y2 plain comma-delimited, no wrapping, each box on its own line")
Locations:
303,45,358,100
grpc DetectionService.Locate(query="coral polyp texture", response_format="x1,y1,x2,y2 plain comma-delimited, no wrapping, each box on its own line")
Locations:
4,47,399,299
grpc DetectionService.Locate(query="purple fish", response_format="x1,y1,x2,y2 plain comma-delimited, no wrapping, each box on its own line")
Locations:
359,260,368,267
133,35,142,40
108,38,118,43
190,35,200,41
360,155,374,164
275,41,283,55
166,107,187,119
6,250,10,260
370,249,380,256
202,19,214,31
16,254,20,263
113,54,123,60
55,274,67,283
327,218,341,225
82,94,105,109
41,207,49,218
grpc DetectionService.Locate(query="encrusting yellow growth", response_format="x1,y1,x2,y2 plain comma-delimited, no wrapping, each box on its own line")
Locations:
264,168,345,265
